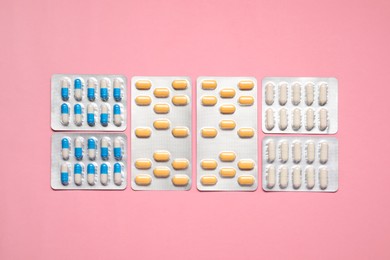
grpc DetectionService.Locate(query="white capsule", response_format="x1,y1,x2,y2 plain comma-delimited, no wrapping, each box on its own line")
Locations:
319,167,328,189
279,83,288,105
320,142,329,164
305,166,315,189
293,141,301,163
267,166,276,189
306,141,315,164
292,166,301,189
292,83,301,105
265,83,274,105
267,140,276,163
305,83,314,105
292,108,301,131
100,174,108,185
279,108,288,130
319,83,328,106
306,108,315,131
280,141,289,163
279,166,288,189
319,108,328,131
266,108,275,130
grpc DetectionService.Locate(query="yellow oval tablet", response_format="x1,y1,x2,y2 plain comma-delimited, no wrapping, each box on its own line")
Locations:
201,96,217,106
153,88,169,98
154,103,170,114
135,128,151,138
220,88,236,98
135,159,152,169
238,175,255,186
202,80,217,90
135,174,152,185
238,160,255,170
172,159,189,170
237,128,255,138
219,168,236,178
238,96,254,106
135,80,152,90
172,127,189,138
238,80,254,90
135,96,151,106
153,167,170,178
220,104,236,114
219,120,236,130
153,151,170,162
219,152,236,162
153,119,170,130
172,174,189,186
201,160,217,170
172,80,188,90
172,95,188,106
201,176,218,186
201,128,218,138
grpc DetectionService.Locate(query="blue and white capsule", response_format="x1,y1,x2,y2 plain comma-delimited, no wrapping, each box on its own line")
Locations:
101,137,109,160
113,163,122,186
61,163,69,186
100,78,109,101
114,137,122,160
87,138,96,160
74,163,82,186
100,163,108,185
74,104,83,126
100,104,109,127
61,78,70,101
87,163,96,185
87,78,96,101
87,104,95,126
74,137,83,160
61,103,70,125
61,138,70,160
74,78,83,101
113,104,122,126
113,78,122,101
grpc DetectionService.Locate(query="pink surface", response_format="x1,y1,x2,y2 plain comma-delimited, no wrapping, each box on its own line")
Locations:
1,0,390,259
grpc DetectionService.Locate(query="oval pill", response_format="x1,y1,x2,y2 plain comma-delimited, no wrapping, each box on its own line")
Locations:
202,80,217,90
319,108,328,131
172,127,189,138
305,83,314,106
201,96,217,106
135,174,152,186
238,96,254,106
153,167,170,178
135,159,152,169
265,108,274,130
201,160,217,170
319,167,328,189
279,108,288,130
238,160,254,170
320,142,329,164
172,95,188,106
219,120,236,130
219,168,236,178
266,166,276,189
135,96,152,106
201,128,217,138
292,166,301,189
293,141,302,163
267,140,276,163
306,166,315,189
319,83,328,106
154,88,170,98
153,151,170,162
172,159,189,170
238,80,254,90
280,141,289,163
220,104,236,114
237,128,254,138
306,108,315,131
292,83,301,105
172,175,189,186
135,128,151,138
292,108,301,131
279,166,288,189
237,175,255,186
201,176,218,186
135,80,152,90
172,80,188,90
306,141,315,164
153,119,170,130
219,88,236,98
265,83,274,105
219,152,236,162
154,103,170,114
279,83,288,105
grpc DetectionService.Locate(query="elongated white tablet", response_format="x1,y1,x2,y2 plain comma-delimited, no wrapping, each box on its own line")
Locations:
279,83,288,105
306,142,315,164
319,83,328,106
280,141,289,163
292,83,301,105
305,83,314,105
305,166,315,189
279,166,288,188
293,141,301,163
265,83,274,105
279,108,288,130
319,108,328,131
319,167,328,189
292,166,301,189
266,108,274,130
267,140,276,163
292,108,301,130
267,166,276,188
306,108,315,130
320,142,329,164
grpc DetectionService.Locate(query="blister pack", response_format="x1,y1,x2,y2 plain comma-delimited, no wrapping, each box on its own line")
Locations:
262,77,338,134
197,77,258,191
51,74,127,131
51,133,127,190
131,76,192,190
262,136,338,192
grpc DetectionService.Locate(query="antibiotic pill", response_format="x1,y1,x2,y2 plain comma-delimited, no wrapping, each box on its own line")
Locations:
293,141,302,163
114,163,122,185
305,83,314,106
87,138,96,160
292,108,301,131
101,138,109,160
113,78,122,101
306,108,315,131
100,78,109,101
279,83,288,105
292,83,301,105
74,78,82,101
320,142,329,164
319,167,328,190
114,137,122,160
319,83,328,106
279,166,288,189
113,104,122,126
319,108,328,131
265,83,274,105
61,78,69,101
61,103,69,125
100,104,109,127
87,163,95,186
267,140,276,163
267,165,276,189
61,163,69,186
74,163,82,186
87,78,96,101
292,166,301,189
74,137,83,160
280,141,289,163
74,104,83,126
306,166,315,189
306,142,315,164
266,108,275,130
61,138,70,160
87,104,95,126
100,163,108,185
279,108,288,130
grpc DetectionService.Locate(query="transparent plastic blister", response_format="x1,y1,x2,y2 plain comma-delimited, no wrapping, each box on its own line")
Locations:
262,136,338,192
197,77,258,191
51,74,127,131
51,133,127,190
262,77,338,134
131,76,192,190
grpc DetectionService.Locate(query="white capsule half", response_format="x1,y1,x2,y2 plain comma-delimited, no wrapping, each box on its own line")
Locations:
305,166,315,189
306,141,315,164
100,174,108,185
61,113,69,125
320,142,329,164
279,83,288,105
293,141,301,163
319,83,328,106
292,108,301,131
267,166,276,189
319,167,328,189
280,141,289,163
306,108,315,131
74,173,82,186
279,108,288,130
305,83,314,105
292,166,301,189
265,83,274,105
87,173,95,186
266,108,275,130
292,83,301,105
267,140,276,163
114,173,122,186
319,108,328,131
279,166,288,189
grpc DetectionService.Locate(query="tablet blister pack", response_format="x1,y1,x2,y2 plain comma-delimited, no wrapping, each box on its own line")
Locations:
51,74,127,131
131,76,192,190
197,77,258,191
51,133,127,190
262,136,338,192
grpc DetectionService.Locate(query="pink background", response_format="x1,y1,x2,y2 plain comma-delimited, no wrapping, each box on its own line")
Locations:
1,0,390,259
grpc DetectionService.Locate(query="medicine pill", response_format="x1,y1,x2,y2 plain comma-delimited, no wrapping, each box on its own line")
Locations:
87,163,96,186
61,138,70,160
74,104,83,126
87,78,96,101
113,78,122,101
74,78,83,101
87,138,96,160
61,103,70,125
74,163,82,186
100,78,109,101
87,104,95,126
100,104,109,127
61,78,70,101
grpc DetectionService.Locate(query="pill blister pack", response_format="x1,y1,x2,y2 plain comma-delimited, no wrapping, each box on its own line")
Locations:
51,133,127,190
262,136,338,192
262,77,338,134
131,76,192,190
51,74,127,131
197,77,258,191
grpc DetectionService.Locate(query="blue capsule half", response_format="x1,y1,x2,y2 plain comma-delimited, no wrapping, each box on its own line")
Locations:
100,163,108,174
61,103,69,114
74,163,82,174
88,138,96,150
87,163,95,174
74,104,82,115
62,138,69,149
113,87,121,102
114,163,121,173
61,85,69,101
74,79,82,89
113,104,121,115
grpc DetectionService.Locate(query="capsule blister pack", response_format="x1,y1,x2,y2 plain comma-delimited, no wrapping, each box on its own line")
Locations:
262,77,338,134
51,133,127,190
197,77,258,191
262,136,338,192
51,74,127,131
131,76,192,190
